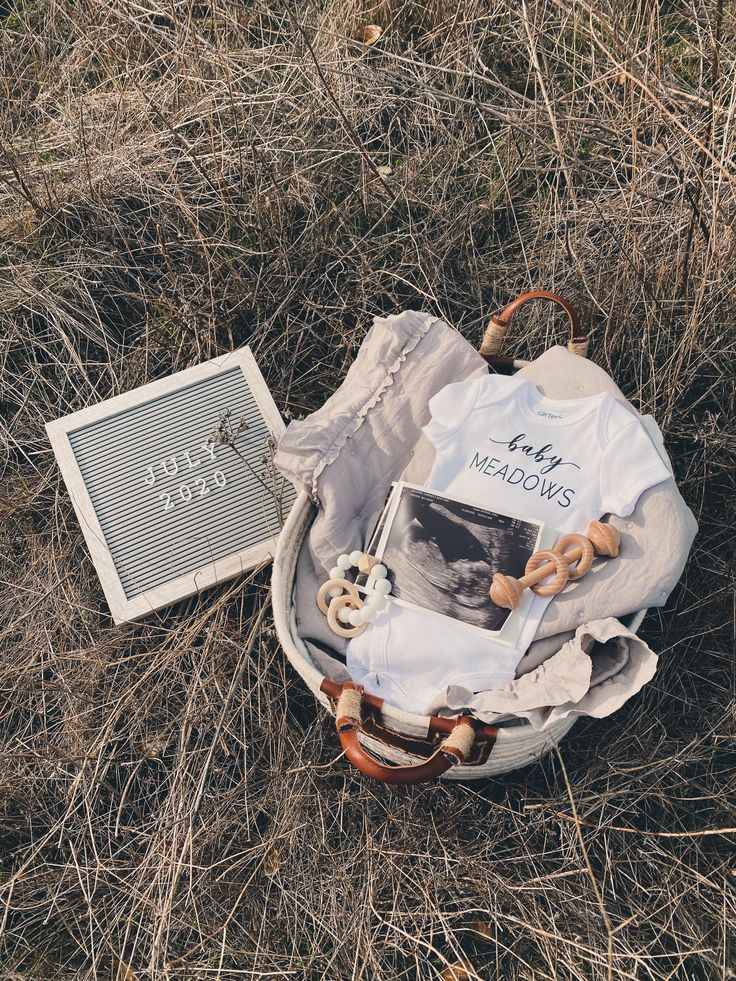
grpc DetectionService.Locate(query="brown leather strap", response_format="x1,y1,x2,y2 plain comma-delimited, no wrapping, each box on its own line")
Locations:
329,681,476,785
480,290,588,369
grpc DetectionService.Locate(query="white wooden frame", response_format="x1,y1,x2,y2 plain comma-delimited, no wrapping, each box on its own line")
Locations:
46,348,288,625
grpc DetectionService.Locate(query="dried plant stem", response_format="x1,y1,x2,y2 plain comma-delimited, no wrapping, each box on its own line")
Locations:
0,1,733,977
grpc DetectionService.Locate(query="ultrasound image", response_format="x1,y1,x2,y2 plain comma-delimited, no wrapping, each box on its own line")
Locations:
379,486,541,632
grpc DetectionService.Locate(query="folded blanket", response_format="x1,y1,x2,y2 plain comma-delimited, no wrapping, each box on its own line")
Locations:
275,310,697,715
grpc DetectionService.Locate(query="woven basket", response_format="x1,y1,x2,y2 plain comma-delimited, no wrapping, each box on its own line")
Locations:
272,292,648,783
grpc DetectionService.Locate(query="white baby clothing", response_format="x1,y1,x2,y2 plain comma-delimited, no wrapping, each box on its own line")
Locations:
347,373,671,712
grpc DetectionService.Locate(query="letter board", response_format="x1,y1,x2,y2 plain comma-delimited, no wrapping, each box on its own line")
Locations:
46,348,295,624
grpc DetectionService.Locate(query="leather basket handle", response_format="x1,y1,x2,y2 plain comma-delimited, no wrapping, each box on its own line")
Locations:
334,683,476,785
480,290,588,370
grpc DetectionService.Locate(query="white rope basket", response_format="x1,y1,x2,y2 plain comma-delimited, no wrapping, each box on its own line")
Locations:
272,491,646,781
273,293,647,782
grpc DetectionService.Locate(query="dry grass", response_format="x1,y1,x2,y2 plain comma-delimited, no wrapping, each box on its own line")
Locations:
1,1,735,978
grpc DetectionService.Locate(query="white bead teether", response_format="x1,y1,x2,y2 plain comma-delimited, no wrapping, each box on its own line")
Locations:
317,549,393,637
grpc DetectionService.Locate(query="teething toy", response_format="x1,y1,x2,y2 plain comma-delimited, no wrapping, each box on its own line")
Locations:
317,550,393,637
490,520,621,611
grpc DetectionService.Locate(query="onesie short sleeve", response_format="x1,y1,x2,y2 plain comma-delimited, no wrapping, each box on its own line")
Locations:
599,414,671,516
423,374,514,446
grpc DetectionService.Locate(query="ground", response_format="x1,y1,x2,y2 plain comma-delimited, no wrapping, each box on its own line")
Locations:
1,2,734,979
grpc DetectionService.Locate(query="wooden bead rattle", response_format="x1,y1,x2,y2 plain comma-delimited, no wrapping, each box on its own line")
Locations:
490,520,621,611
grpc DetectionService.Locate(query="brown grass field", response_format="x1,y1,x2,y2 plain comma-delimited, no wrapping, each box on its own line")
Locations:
1,1,735,978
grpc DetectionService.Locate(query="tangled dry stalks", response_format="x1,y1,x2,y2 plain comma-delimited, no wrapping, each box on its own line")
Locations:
1,1,735,978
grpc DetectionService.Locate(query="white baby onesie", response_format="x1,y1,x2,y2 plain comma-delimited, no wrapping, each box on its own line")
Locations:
347,373,671,712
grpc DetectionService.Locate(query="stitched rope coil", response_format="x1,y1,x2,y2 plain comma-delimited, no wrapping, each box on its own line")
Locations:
336,687,363,728
567,337,589,357
440,721,475,762
479,318,508,356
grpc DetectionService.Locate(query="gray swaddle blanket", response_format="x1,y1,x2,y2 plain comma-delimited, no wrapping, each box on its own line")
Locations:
275,310,697,718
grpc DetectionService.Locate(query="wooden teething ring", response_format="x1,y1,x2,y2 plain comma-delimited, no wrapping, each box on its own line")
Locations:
552,533,594,580
327,594,367,638
524,549,570,596
316,578,359,615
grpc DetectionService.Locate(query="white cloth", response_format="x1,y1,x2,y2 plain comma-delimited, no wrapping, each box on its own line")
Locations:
347,374,671,712
424,374,672,521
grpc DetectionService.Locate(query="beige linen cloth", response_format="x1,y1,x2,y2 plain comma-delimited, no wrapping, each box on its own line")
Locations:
275,311,697,723
429,618,658,727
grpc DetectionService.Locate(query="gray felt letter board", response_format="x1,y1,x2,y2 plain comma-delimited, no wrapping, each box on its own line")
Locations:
46,348,295,624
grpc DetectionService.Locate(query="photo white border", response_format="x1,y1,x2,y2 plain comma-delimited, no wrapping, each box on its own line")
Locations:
45,348,288,625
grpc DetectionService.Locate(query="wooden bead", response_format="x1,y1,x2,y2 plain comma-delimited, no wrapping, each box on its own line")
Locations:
316,578,358,615
587,520,621,557
326,594,367,638
524,550,570,596
490,573,524,611
358,553,379,575
553,533,594,580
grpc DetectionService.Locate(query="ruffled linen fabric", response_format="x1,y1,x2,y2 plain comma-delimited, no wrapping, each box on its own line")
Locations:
275,310,486,662
275,311,452,505
275,310,697,716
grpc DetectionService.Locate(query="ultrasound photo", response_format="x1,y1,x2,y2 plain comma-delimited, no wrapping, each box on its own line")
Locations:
376,484,543,634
